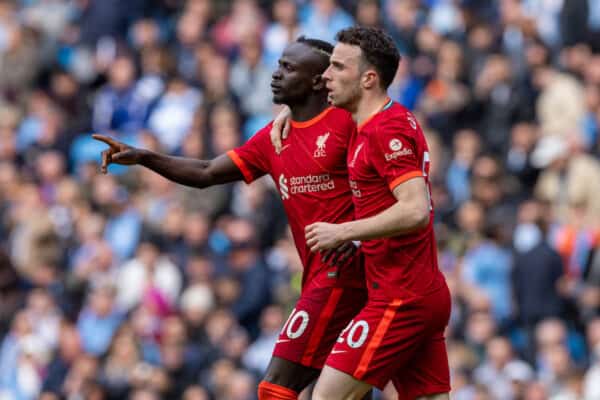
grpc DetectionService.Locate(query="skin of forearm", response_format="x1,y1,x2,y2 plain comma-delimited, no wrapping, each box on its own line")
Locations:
138,149,215,188
339,201,429,242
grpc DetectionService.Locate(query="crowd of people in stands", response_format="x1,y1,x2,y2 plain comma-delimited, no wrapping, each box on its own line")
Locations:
0,0,600,399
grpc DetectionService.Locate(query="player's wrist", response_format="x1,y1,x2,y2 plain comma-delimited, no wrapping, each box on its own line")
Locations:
339,222,355,242
137,148,152,165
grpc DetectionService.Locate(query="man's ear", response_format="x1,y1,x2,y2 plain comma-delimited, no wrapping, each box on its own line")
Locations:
313,74,326,91
362,70,379,89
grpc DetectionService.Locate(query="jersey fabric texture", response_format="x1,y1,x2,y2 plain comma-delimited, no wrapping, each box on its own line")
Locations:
228,107,367,369
325,101,451,396
228,106,364,291
347,101,445,299
273,285,367,369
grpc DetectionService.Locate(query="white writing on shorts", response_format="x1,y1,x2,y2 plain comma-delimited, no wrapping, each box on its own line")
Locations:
281,308,310,339
337,319,370,348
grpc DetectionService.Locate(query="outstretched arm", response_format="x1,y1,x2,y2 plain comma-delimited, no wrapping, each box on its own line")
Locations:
93,134,243,188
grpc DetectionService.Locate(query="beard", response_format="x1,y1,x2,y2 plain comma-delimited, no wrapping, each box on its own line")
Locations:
330,83,361,112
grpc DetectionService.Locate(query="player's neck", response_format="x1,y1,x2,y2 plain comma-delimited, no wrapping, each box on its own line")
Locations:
289,95,329,122
354,91,390,129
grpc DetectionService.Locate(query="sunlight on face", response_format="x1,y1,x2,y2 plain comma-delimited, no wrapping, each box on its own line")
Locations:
322,43,364,111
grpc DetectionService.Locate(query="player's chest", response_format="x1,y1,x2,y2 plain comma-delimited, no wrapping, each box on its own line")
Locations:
347,133,377,181
347,133,383,199
271,130,347,175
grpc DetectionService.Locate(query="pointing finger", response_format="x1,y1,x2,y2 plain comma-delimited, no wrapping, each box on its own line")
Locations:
92,134,119,148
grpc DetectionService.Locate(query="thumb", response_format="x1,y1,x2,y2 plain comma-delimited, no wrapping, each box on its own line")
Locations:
275,136,282,154
283,119,291,139
271,127,282,154
110,151,133,163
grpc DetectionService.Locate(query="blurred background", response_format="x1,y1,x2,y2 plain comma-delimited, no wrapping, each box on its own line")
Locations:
0,0,599,399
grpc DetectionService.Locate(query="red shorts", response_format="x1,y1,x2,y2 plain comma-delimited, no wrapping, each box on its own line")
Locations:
273,286,368,369
325,284,451,398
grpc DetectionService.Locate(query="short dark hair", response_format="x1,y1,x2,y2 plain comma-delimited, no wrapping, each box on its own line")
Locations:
296,36,334,74
139,227,166,252
335,27,400,89
296,36,334,57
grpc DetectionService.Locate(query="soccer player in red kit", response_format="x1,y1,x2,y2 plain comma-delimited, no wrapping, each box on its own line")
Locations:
302,27,452,400
93,37,368,400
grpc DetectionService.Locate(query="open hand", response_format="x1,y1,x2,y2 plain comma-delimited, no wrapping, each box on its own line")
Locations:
92,134,143,173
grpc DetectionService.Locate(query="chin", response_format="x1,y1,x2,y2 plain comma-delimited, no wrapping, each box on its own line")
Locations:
330,97,348,109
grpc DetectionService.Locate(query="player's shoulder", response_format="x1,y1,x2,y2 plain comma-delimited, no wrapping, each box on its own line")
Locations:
376,102,421,136
379,102,416,126
327,106,353,120
239,120,276,150
322,107,353,126
248,120,275,139
319,107,354,137
386,102,411,117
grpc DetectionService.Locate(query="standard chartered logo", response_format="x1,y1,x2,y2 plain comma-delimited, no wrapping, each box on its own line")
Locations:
279,174,290,200
278,173,335,200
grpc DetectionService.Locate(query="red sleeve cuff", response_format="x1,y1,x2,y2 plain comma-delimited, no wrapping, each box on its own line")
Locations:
388,170,423,190
227,150,254,183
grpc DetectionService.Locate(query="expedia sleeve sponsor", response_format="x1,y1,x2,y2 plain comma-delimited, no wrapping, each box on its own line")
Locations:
384,148,413,161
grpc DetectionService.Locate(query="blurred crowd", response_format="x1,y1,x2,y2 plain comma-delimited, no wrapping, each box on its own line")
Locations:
0,0,600,399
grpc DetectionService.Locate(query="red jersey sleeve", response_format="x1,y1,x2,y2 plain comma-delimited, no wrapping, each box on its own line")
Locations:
226,123,273,183
368,112,424,191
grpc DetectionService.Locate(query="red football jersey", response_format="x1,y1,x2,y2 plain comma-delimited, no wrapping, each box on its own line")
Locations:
347,101,445,299
228,107,365,291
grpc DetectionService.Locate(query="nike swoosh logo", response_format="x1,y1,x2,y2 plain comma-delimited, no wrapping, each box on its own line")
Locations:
331,350,347,354
276,339,291,344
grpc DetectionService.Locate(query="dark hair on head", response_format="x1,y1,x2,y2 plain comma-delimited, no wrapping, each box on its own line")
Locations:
295,36,334,74
335,26,400,89
139,227,166,252
296,35,334,57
